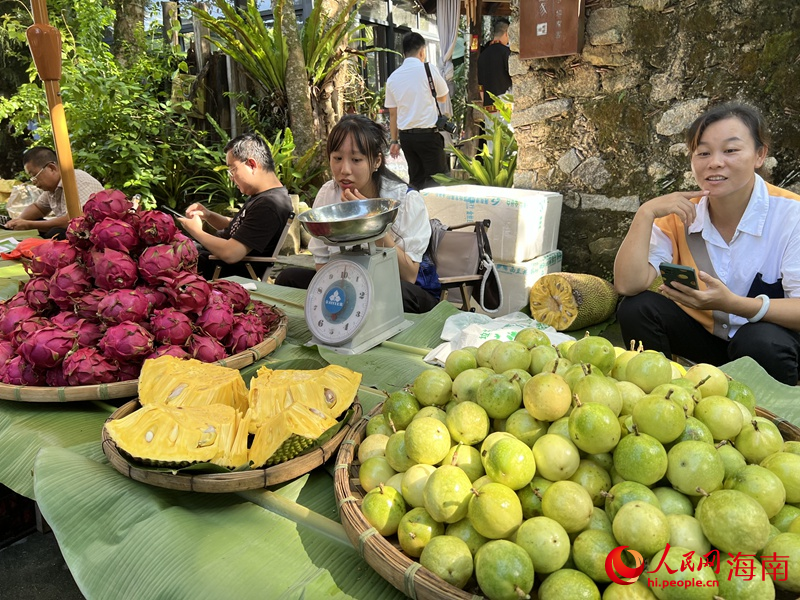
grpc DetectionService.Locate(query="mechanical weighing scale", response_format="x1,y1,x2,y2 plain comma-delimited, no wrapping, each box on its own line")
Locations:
298,198,413,355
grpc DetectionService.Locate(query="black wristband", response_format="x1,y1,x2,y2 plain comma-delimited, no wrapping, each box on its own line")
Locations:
390,140,399,145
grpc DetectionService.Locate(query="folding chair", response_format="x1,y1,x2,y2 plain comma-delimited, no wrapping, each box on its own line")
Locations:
430,219,492,312
209,211,295,282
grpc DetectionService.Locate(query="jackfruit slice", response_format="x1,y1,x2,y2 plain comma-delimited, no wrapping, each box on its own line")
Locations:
138,356,249,416
529,272,619,332
105,403,247,469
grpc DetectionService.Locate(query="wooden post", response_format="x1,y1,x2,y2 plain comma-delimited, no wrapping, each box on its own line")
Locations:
464,0,484,158
192,2,211,72
27,0,81,218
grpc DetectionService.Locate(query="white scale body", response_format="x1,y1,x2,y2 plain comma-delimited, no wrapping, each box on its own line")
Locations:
305,243,412,355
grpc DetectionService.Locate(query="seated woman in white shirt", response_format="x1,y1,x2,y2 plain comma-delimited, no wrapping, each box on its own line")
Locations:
613,102,800,385
275,114,439,314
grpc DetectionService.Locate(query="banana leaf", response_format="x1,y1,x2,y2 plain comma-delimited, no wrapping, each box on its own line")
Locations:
720,356,800,425
0,401,112,498
33,447,405,600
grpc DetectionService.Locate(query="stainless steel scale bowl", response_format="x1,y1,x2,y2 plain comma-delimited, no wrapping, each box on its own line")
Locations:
297,198,400,246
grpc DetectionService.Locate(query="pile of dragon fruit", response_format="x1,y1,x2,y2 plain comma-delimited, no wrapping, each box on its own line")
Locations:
0,189,282,387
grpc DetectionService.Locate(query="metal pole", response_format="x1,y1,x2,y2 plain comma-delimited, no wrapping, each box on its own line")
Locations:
27,0,81,218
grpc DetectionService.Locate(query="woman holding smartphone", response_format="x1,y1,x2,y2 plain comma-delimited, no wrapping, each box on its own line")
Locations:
613,103,800,385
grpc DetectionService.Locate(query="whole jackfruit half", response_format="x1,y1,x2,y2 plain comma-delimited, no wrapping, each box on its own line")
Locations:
248,364,361,468
104,403,250,469
138,356,249,416
529,272,619,331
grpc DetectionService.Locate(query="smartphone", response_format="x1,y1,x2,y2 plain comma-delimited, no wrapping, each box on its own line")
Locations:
659,262,698,290
158,206,184,219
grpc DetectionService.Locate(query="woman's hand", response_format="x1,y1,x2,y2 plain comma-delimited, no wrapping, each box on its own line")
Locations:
341,188,367,202
659,270,734,311
640,190,708,226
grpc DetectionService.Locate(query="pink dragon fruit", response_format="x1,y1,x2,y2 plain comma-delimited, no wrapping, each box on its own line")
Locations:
122,210,141,231
210,279,252,312
51,311,82,329
10,317,53,348
195,299,233,339
18,326,78,369
99,321,154,361
0,339,15,365
0,356,45,386
138,286,168,310
49,263,92,310
91,248,139,291
23,277,54,313
74,288,109,320
97,289,151,324
172,233,199,270
138,244,182,285
225,313,266,354
147,345,191,360
62,348,119,386
149,307,193,346
89,218,139,254
138,210,178,245
3,292,29,308
45,367,70,387
0,304,37,339
115,359,144,382
66,216,93,250
83,189,133,222
72,319,105,347
161,272,212,314
26,240,79,278
187,333,227,363
249,300,282,331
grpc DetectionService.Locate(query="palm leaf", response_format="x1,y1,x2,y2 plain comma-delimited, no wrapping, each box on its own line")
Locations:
720,356,800,425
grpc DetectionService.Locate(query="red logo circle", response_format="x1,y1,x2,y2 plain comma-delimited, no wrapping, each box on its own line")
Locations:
605,546,645,585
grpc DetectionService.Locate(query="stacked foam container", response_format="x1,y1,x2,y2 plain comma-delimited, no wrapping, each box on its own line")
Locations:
421,185,563,316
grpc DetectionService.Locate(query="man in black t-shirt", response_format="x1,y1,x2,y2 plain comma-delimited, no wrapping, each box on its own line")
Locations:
180,133,293,279
478,20,512,107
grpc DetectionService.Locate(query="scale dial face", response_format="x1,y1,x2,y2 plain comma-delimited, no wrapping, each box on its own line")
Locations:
305,260,373,345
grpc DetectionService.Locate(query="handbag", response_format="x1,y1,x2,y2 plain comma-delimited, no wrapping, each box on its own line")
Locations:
472,220,503,313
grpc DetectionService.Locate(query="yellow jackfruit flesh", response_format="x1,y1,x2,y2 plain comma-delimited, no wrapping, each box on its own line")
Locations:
138,356,249,416
105,403,248,469
529,272,619,332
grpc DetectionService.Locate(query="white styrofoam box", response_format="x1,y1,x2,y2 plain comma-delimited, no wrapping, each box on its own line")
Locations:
473,250,563,317
421,185,563,263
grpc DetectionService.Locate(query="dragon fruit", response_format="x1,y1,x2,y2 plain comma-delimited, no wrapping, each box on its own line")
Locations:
74,288,109,320
97,289,151,324
99,321,154,361
3,292,29,308
172,233,199,270
149,307,193,346
91,248,139,291
49,263,92,310
122,210,141,231
0,304,37,339
26,240,79,278
83,189,133,222
72,319,105,347
62,348,119,386
226,313,266,354
116,359,144,382
45,367,70,387
210,279,252,312
51,311,82,329
66,216,93,249
23,277,54,313
187,333,227,362
147,345,191,360
161,272,211,314
10,317,53,348
195,299,233,339
89,218,139,254
138,244,182,285
18,326,78,369
138,286,168,310
0,356,45,386
0,339,13,364
138,210,178,245
249,300,282,331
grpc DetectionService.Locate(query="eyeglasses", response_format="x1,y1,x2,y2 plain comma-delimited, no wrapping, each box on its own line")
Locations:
29,162,54,184
227,161,242,179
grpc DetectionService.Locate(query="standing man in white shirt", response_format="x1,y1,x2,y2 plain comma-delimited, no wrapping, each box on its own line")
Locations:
385,32,450,191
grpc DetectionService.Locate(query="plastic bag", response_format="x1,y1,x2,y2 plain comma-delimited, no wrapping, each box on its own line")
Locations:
424,312,575,366
6,184,43,218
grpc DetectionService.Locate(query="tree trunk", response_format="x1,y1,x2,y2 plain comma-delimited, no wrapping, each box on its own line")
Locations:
278,0,315,159
113,0,147,66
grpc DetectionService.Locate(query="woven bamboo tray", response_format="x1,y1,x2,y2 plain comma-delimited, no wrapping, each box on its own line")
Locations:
0,308,287,402
102,397,362,492
334,402,800,600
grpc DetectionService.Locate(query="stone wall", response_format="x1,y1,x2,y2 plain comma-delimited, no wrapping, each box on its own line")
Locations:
508,0,800,280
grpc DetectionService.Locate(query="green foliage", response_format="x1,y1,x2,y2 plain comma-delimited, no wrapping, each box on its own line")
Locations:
433,95,517,188
266,128,324,204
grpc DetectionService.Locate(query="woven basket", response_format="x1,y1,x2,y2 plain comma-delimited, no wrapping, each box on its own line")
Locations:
0,308,287,402
335,402,800,600
102,397,362,492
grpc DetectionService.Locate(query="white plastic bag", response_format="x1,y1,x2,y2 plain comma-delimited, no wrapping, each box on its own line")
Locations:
6,184,43,218
424,312,575,366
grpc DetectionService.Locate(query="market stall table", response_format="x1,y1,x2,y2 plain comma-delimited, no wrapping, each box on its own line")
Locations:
1,278,799,599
